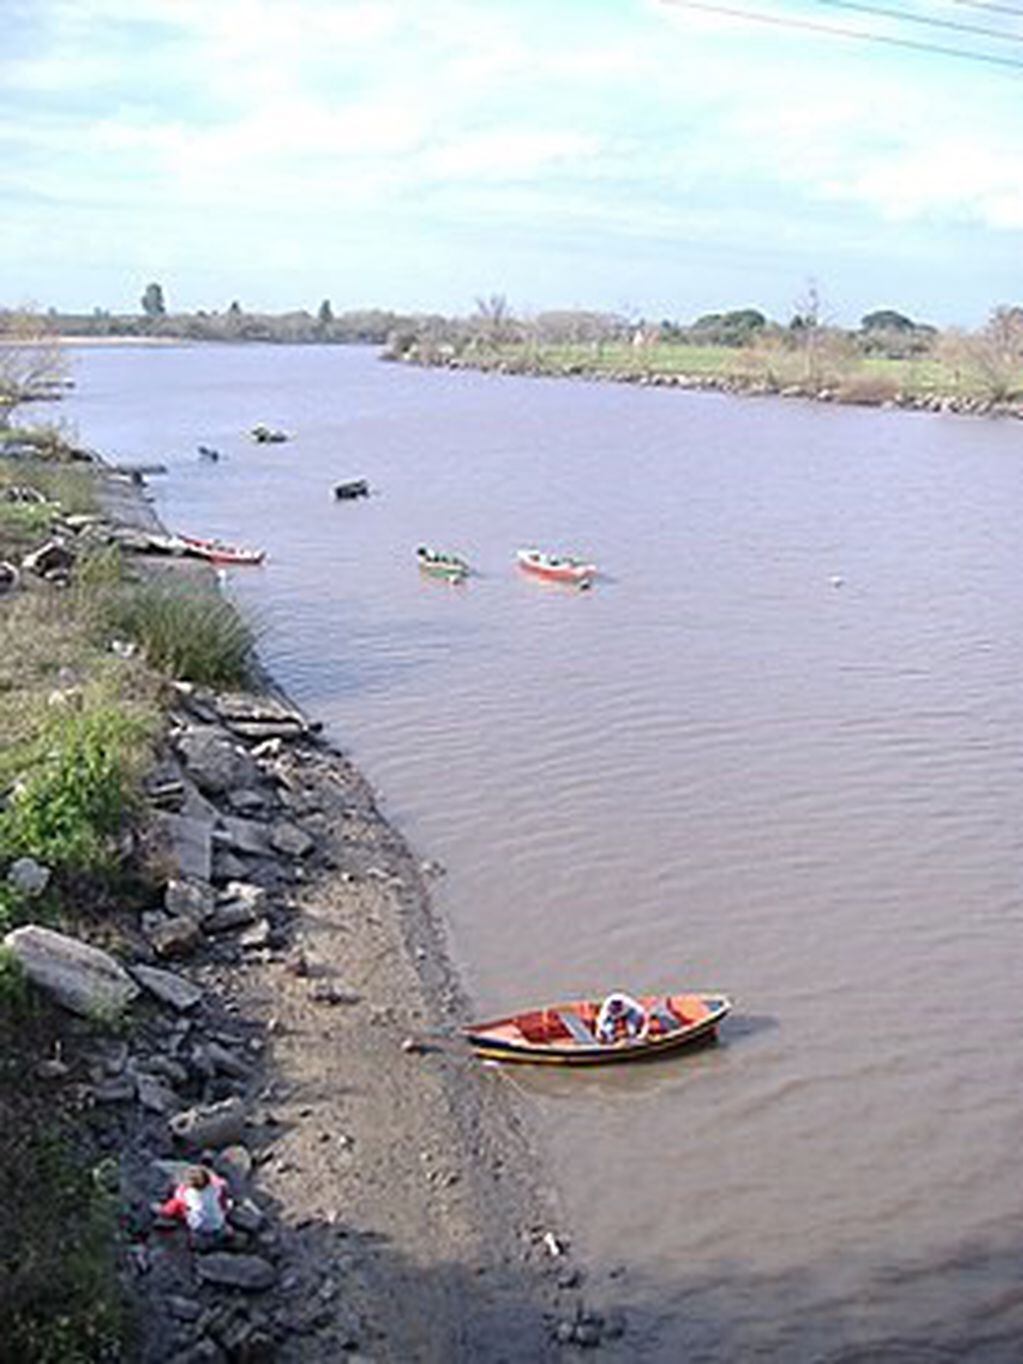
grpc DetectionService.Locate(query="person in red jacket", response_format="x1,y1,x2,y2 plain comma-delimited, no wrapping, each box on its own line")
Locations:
153,1166,231,1243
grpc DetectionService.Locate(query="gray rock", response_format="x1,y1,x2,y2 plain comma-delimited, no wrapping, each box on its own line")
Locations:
207,882,266,932
214,1143,254,1183
226,788,268,815
238,919,271,950
195,1252,277,1292
176,726,258,795
93,1077,136,1103
132,962,203,1012
213,815,271,857
165,877,216,922
152,813,214,882
228,1197,264,1233
136,1074,179,1114
204,1041,251,1078
145,1053,190,1087
3,924,139,1018
6,857,51,897
146,915,201,959
170,1096,247,1149
269,821,315,859
166,1296,202,1322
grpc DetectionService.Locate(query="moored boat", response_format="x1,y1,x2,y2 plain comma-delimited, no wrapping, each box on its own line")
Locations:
250,424,289,444
177,533,266,567
465,991,731,1065
333,479,370,500
417,545,469,581
517,547,596,586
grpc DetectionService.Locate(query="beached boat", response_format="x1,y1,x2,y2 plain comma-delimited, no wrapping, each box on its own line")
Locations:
333,479,369,500
465,991,731,1065
416,545,469,581
517,547,596,586
177,533,266,566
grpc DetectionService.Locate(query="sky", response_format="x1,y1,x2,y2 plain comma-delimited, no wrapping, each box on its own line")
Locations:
2,0,1022,327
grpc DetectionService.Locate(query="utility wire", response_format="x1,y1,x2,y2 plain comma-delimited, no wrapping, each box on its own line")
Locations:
658,0,1023,69
951,0,1023,17
812,0,1023,43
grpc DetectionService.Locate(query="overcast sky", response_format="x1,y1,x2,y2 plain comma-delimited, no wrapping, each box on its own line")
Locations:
2,0,1021,325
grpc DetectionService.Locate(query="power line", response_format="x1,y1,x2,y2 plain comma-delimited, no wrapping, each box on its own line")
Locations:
813,0,1023,44
658,0,1023,70
951,0,1023,17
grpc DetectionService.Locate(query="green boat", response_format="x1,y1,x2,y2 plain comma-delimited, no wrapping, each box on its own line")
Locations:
416,545,469,581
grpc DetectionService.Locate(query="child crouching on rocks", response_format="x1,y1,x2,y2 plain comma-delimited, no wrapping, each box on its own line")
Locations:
152,1165,232,1247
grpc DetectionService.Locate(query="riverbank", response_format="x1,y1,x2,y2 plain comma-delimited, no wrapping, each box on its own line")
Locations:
0,448,624,1360
391,341,1023,421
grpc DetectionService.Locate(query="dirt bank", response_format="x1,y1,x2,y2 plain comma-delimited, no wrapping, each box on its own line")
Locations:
100,470,613,1360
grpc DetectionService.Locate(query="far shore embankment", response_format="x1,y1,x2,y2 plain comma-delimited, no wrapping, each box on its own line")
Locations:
389,342,1023,423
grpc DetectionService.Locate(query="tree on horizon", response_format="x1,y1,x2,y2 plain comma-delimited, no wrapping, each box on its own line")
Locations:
140,282,166,318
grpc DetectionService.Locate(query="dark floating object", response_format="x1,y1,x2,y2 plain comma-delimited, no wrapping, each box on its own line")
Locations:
250,424,289,444
197,445,221,462
333,479,370,501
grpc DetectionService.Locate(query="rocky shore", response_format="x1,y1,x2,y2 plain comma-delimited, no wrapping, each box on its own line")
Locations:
1,460,630,1361
401,351,1023,421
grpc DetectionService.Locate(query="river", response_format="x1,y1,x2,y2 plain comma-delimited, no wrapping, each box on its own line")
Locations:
61,343,1023,1361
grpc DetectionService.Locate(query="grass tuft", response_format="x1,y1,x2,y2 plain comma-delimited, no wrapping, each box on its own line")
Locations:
102,576,255,686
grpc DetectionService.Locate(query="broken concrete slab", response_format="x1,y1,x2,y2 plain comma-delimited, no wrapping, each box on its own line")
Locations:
169,1096,247,1149
3,924,139,1018
151,811,213,882
132,962,203,1012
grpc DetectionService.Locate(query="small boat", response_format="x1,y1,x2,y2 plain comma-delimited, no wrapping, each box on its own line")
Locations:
465,991,731,1065
517,547,596,587
416,545,469,581
250,424,289,444
177,533,266,566
333,479,369,500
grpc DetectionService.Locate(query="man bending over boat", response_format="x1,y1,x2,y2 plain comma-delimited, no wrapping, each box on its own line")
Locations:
595,991,649,1044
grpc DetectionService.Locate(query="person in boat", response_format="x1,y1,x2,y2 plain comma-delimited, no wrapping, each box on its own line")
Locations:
594,991,649,1044
152,1165,231,1245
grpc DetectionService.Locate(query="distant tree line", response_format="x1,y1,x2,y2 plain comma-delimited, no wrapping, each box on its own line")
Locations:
43,284,419,346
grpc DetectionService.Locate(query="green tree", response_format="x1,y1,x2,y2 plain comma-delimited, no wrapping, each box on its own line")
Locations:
140,282,165,318
860,308,916,333
317,299,334,327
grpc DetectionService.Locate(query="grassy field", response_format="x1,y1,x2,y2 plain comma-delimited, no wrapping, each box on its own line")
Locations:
456,340,1022,405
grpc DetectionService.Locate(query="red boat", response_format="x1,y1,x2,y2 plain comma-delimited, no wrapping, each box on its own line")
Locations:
465,991,731,1065
517,547,596,586
177,533,265,566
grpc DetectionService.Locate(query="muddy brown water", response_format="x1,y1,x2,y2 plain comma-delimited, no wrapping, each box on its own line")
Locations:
63,344,1023,1360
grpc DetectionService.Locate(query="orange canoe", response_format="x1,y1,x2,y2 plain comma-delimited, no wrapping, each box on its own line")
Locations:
516,547,596,586
464,991,731,1065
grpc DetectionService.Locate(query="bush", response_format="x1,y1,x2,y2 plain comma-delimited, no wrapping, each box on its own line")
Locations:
103,577,255,686
833,372,901,405
0,1129,124,1363
0,944,27,1011
0,698,152,876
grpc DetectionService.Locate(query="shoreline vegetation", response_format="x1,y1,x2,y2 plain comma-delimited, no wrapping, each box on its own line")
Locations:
379,299,1023,420
4,292,1022,423
0,427,594,1360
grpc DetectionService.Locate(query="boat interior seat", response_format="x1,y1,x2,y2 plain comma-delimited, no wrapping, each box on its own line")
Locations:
650,1001,681,1033
556,1010,597,1046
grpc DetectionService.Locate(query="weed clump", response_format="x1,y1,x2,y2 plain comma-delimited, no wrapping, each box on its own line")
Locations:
103,576,255,687
0,691,154,880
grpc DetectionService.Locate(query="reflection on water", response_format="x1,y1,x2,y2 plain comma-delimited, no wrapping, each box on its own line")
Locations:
63,344,1023,1360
